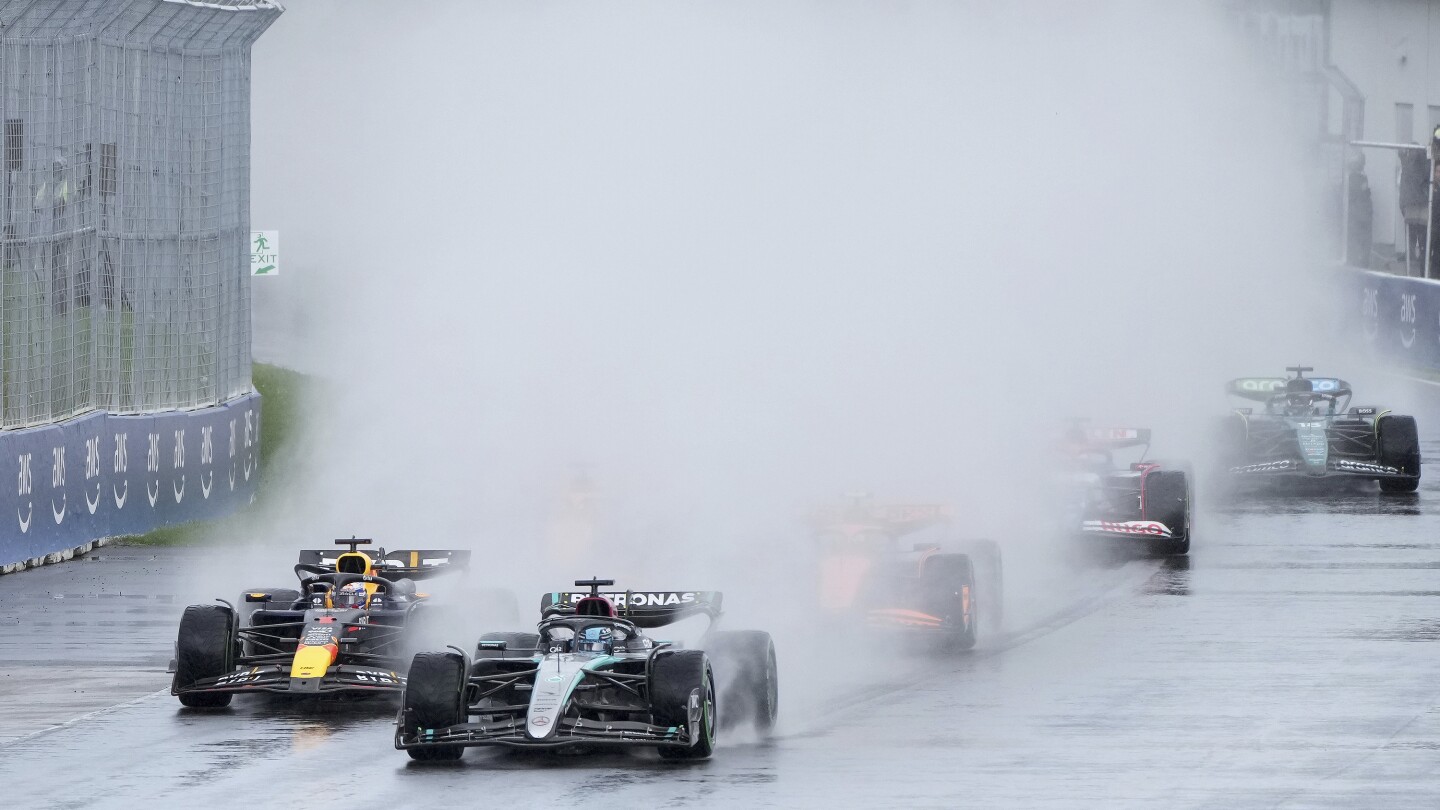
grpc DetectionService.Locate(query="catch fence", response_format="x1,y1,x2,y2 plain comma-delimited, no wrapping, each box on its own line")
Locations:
0,0,281,428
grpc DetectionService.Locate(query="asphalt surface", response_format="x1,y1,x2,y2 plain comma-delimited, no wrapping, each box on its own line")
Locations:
4,393,1440,807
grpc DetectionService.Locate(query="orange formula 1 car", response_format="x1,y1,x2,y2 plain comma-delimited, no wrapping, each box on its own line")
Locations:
809,497,1002,651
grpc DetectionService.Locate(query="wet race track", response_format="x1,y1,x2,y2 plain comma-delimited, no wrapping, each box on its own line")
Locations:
4,388,1440,808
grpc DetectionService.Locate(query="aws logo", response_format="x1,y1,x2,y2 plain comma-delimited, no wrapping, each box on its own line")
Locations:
1401,293,1418,349
17,452,32,533
113,433,128,509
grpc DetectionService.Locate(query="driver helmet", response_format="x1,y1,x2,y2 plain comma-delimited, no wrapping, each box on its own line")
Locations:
576,625,613,654
331,582,368,609
1283,393,1316,416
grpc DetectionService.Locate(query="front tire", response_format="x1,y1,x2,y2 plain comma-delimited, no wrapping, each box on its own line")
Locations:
402,651,468,762
1378,414,1421,493
652,650,716,760
173,604,236,708
1143,469,1191,556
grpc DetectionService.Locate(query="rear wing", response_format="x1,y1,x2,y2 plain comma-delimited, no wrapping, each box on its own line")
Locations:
1081,428,1151,450
1227,377,1351,401
295,548,470,580
809,501,951,535
539,590,722,629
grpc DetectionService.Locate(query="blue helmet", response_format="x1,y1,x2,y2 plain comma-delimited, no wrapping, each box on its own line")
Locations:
576,625,613,654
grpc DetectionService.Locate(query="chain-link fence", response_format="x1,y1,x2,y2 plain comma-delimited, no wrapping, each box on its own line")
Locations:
0,0,281,428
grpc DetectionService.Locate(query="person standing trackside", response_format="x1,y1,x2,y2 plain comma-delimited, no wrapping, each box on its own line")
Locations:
1346,151,1373,268
1399,145,1429,274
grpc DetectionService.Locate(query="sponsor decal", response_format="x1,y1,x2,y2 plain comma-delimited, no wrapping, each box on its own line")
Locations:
1081,520,1172,537
546,675,564,682
216,668,262,685
1236,378,1285,393
532,717,550,727
172,429,186,504
112,433,128,508
243,410,255,481
1401,293,1418,349
1230,460,1296,473
561,591,698,608
84,435,101,515
1331,459,1401,475
17,452,32,533
50,446,66,524
1089,428,1140,440
1353,407,1377,416
200,425,213,499
302,624,337,646
228,418,237,491
146,432,161,507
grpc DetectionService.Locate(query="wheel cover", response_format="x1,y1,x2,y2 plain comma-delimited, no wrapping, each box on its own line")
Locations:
705,678,716,745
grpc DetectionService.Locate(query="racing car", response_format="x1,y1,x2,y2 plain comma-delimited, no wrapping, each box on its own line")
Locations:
395,578,777,761
170,538,469,707
1059,426,1192,556
809,496,1002,650
1218,366,1421,493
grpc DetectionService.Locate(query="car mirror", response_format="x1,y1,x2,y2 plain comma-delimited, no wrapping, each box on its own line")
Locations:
244,592,272,603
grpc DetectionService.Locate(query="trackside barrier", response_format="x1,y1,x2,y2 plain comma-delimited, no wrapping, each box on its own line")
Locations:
0,394,261,571
1351,269,1440,372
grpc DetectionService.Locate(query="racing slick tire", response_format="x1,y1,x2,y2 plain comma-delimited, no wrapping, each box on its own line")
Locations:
1378,415,1421,493
652,650,716,760
1143,469,1191,556
921,554,977,652
701,630,778,733
473,631,541,660
173,604,236,708
401,651,468,762
956,539,1004,633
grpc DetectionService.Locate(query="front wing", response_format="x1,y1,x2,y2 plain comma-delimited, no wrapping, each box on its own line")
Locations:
174,663,404,696
394,700,702,751
1226,458,1408,480
1078,520,1176,542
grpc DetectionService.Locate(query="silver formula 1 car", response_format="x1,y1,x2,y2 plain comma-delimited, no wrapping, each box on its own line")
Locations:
395,578,778,761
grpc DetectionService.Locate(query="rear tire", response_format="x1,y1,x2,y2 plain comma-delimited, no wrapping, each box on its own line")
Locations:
1378,414,1421,493
921,554,977,651
473,631,541,660
956,539,1004,633
652,650,716,760
702,630,778,733
402,651,467,762
1143,469,1191,556
173,604,236,708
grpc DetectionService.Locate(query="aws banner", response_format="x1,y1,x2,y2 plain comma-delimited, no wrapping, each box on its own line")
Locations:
0,394,260,568
1353,270,1440,371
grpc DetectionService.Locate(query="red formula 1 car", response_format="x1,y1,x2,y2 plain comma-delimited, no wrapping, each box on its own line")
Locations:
1059,427,1192,556
809,497,1002,650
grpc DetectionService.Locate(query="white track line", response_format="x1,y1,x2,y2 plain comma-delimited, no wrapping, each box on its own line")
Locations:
0,688,171,750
